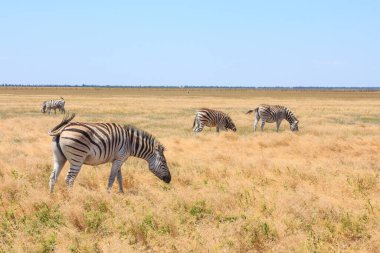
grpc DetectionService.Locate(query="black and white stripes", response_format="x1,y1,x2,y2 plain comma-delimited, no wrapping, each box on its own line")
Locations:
41,97,65,114
192,108,237,134
48,113,171,193
246,104,299,132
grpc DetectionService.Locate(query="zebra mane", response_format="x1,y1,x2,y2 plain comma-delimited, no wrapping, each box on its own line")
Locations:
123,125,164,151
48,113,76,136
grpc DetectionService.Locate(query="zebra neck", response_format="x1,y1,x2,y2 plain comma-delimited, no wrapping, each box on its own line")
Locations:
285,109,296,124
126,127,156,161
129,144,154,160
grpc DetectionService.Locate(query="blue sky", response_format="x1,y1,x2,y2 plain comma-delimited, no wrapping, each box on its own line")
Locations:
0,1,379,86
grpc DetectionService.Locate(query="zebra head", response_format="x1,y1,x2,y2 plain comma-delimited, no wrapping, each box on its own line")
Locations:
40,102,47,113
225,116,237,132
290,120,299,132
148,144,171,183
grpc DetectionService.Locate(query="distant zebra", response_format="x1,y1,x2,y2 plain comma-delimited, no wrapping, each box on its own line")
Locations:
41,97,65,114
48,113,171,193
192,108,237,134
246,104,299,132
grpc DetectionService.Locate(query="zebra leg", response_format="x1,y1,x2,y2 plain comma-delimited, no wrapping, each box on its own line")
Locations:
261,120,266,131
65,163,83,188
107,160,123,192
216,126,219,133
276,120,282,132
49,140,67,193
117,169,124,193
254,115,260,132
253,118,258,132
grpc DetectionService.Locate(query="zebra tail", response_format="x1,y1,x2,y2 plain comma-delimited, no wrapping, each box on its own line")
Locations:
192,116,196,129
246,108,258,114
245,108,257,114
48,113,75,136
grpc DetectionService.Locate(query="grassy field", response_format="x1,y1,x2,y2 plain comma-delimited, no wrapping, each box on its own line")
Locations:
0,87,379,252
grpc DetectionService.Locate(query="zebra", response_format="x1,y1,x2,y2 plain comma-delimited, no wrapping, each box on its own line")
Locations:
41,97,65,114
246,104,299,132
192,108,237,134
48,113,171,193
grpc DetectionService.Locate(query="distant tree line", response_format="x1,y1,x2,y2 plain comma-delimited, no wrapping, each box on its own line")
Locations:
0,83,379,90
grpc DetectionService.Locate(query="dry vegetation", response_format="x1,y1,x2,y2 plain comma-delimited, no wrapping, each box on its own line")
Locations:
0,87,379,252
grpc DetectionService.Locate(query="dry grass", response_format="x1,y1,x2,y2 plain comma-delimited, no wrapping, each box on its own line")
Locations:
0,87,379,252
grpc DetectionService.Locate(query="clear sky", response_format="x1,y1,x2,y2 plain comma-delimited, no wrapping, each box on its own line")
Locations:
1,1,379,86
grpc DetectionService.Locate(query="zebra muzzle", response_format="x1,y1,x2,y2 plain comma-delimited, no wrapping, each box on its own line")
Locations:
162,174,171,183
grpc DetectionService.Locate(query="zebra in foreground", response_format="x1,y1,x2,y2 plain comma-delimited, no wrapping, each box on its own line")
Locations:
192,108,237,134
246,104,299,132
41,97,65,114
48,113,171,193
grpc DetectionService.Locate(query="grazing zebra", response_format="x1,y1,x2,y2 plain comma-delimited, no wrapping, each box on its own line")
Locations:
192,108,237,134
41,97,65,114
48,113,171,193
246,104,299,132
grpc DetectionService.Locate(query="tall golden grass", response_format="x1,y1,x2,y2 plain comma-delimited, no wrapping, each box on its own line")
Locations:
0,87,379,252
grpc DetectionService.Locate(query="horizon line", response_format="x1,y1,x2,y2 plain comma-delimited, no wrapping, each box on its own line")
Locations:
1,84,380,90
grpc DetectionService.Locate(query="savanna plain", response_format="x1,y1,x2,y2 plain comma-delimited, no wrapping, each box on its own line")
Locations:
0,87,379,253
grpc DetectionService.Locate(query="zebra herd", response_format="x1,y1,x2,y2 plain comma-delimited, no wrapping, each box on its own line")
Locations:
193,106,299,133
45,98,298,193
